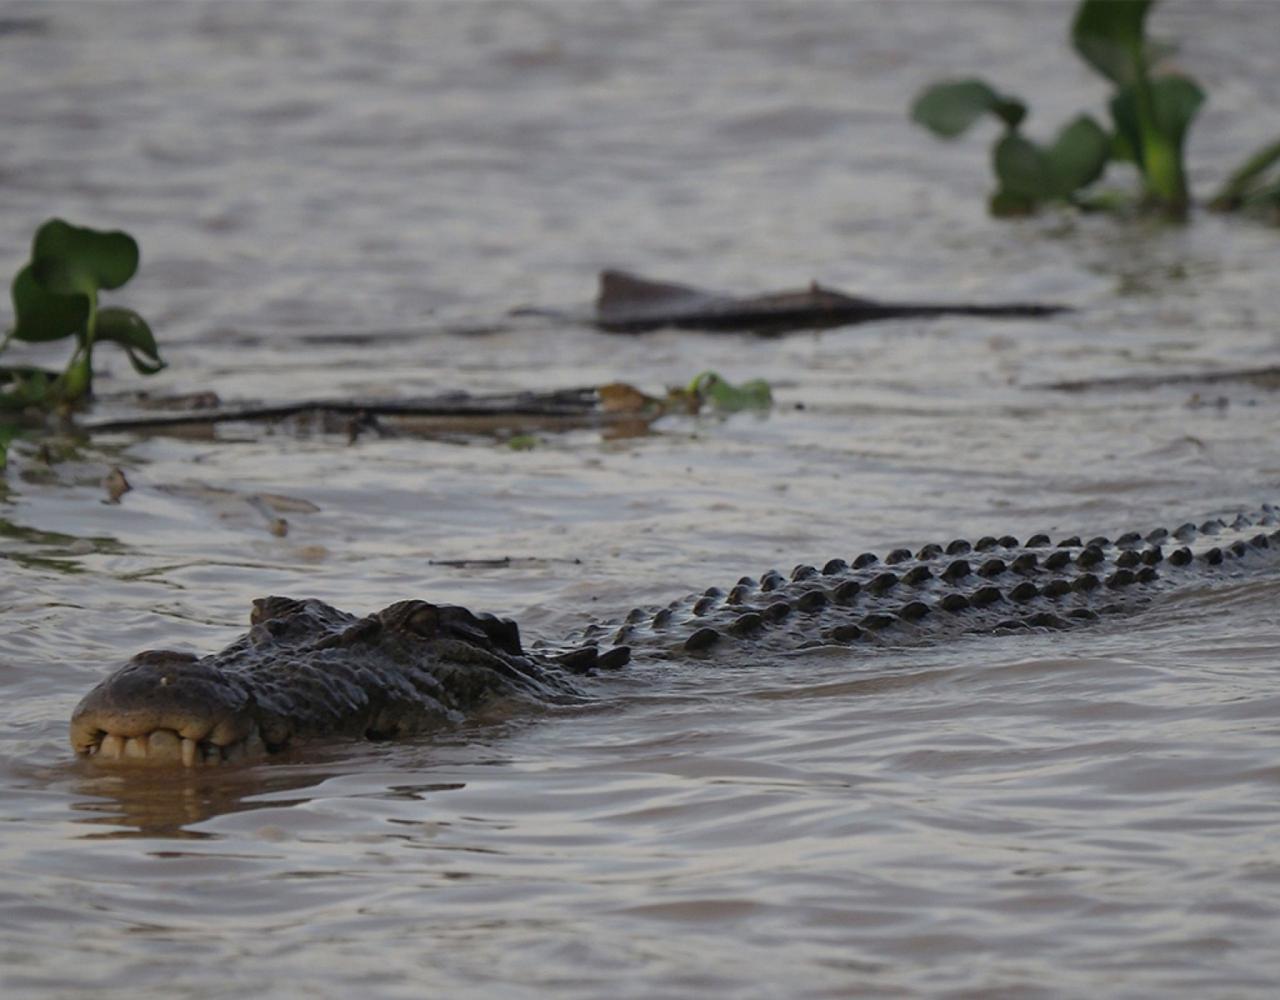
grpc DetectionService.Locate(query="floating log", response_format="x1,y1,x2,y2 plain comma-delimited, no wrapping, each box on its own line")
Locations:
595,269,1067,334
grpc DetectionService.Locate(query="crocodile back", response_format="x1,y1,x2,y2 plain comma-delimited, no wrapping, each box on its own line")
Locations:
590,506,1280,659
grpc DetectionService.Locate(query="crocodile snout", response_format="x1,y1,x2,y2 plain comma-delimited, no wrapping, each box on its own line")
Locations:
70,650,260,766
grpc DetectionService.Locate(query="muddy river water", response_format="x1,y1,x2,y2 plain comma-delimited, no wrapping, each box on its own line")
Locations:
3,2,1280,997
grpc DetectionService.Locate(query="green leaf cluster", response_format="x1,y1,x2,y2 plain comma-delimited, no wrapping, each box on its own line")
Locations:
1074,0,1203,213
911,77,1109,215
2,218,165,414
911,0,1274,220
688,371,773,411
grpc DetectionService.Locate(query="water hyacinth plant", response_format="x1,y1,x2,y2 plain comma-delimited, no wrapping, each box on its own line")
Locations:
1,218,165,467
2,218,165,408
686,371,772,412
911,0,1280,221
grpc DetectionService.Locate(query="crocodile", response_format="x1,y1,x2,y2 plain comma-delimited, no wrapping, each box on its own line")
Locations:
70,505,1280,767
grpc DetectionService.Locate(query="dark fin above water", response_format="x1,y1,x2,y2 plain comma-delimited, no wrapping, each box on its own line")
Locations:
595,269,1068,335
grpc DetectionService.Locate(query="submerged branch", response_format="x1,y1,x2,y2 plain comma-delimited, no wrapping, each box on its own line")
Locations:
1043,365,1280,392
79,387,605,433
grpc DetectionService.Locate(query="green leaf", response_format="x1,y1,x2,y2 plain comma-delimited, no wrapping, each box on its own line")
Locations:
30,218,139,297
1149,74,1205,151
689,371,772,411
1071,0,1153,86
1210,135,1280,209
95,307,166,375
1110,129,1137,164
1247,180,1280,209
9,263,89,343
910,79,1027,138
0,365,59,387
0,422,17,469
0,370,49,410
56,355,92,402
1108,87,1144,167
1110,74,1203,208
506,434,538,451
992,131,1051,200
1044,114,1111,197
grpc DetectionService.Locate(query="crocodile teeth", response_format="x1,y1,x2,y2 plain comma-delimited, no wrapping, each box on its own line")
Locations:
86,729,258,766
148,730,181,761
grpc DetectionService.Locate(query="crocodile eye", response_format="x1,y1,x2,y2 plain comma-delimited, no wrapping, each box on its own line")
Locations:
251,596,300,626
406,605,439,637
476,614,522,656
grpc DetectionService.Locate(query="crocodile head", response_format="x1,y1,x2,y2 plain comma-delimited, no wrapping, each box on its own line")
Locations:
69,596,571,767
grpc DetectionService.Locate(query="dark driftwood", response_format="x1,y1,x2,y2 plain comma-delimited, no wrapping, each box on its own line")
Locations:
426,555,584,568
594,270,1068,334
80,387,603,433
1043,365,1280,393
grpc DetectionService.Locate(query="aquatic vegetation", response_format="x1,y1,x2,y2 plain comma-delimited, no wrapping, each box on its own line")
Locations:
2,218,165,403
911,0,1279,220
1209,137,1280,217
599,371,773,419
1,218,166,466
0,423,14,471
911,78,1111,217
506,433,539,451
686,371,772,412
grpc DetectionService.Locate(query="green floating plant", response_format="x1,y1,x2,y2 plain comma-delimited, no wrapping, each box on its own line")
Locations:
910,79,1108,215
688,371,772,412
1073,0,1203,214
3,218,165,409
909,0,1277,221
910,79,1028,139
506,433,539,451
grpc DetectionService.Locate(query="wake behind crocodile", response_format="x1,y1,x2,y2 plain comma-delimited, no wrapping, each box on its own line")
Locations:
69,504,1280,768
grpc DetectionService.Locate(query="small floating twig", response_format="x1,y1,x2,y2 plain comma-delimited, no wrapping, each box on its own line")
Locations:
244,494,289,537
427,556,583,569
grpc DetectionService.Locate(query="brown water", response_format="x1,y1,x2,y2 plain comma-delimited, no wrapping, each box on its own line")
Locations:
3,2,1280,996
